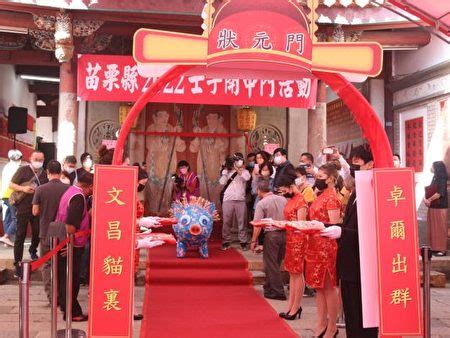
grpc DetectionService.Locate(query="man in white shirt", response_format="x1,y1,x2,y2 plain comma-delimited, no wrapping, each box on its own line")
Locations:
220,153,251,251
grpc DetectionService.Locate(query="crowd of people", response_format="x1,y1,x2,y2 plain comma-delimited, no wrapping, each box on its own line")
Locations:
0,146,150,322
216,145,448,338
0,143,448,336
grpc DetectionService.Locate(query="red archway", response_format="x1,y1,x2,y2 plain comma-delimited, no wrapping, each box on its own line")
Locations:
113,67,393,168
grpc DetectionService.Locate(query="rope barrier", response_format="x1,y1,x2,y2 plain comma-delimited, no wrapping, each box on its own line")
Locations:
29,230,91,272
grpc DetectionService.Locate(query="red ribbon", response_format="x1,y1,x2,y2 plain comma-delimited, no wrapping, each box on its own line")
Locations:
30,230,91,272
131,131,246,138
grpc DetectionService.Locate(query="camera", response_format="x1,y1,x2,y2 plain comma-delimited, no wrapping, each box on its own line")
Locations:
171,174,184,186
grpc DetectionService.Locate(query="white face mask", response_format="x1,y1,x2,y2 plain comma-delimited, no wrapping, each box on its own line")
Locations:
273,156,283,166
31,161,43,170
61,177,70,185
83,159,93,169
65,166,75,174
295,177,305,187
235,160,244,168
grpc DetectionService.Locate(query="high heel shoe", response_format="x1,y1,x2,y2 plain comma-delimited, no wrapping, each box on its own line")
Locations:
317,326,327,338
278,311,290,318
333,330,339,337
283,307,302,320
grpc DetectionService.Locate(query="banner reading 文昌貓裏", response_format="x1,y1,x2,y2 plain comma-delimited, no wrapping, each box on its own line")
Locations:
373,168,422,336
77,54,317,108
89,165,137,338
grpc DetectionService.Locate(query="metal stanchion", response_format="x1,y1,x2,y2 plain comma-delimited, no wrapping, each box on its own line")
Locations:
19,261,31,338
51,237,58,338
57,233,86,338
421,246,432,338
66,233,74,338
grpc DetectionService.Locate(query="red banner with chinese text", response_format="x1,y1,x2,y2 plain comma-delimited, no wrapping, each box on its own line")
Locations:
88,165,137,338
77,54,317,108
373,168,422,336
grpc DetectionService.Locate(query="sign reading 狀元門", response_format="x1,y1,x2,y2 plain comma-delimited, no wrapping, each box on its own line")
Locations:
373,168,422,336
88,165,137,338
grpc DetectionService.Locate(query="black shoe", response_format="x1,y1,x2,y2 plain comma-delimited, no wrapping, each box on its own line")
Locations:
283,307,302,320
317,326,328,338
63,314,88,322
264,293,287,301
279,311,290,318
134,314,144,321
303,287,316,297
29,250,38,261
221,242,231,251
240,242,248,251
333,330,339,337
14,264,22,279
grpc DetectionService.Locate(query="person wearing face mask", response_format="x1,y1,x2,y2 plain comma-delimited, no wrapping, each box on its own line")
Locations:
219,152,251,251
320,144,378,338
55,172,93,322
0,149,22,247
277,176,308,321
295,166,315,205
172,160,200,202
272,148,296,194
250,178,288,300
250,162,274,252
425,161,448,256
76,152,94,182
9,150,48,277
305,162,343,338
252,150,271,180
32,160,69,302
62,155,77,185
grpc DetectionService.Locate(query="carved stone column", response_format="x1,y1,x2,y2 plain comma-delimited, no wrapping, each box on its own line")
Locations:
57,61,78,161
307,80,327,160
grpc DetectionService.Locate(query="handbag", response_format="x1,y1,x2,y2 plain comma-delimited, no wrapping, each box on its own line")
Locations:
8,179,35,206
220,172,238,205
425,184,439,207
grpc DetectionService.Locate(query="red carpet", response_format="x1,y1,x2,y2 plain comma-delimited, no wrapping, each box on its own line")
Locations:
140,242,298,338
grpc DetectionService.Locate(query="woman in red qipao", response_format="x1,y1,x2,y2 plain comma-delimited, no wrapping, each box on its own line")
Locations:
306,163,342,338
277,176,308,321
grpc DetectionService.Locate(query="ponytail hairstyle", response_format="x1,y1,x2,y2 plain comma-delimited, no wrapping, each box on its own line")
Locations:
319,162,343,192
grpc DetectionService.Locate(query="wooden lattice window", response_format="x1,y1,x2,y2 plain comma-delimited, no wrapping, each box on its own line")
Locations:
405,117,424,172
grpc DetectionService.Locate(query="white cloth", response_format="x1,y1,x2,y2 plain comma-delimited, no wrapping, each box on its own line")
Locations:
219,169,251,202
1,160,20,198
320,225,342,239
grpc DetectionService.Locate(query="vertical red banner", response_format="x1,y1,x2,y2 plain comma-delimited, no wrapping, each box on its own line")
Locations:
373,168,422,336
89,165,137,338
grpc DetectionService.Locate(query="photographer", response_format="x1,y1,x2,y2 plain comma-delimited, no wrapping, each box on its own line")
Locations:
172,160,200,202
219,152,251,251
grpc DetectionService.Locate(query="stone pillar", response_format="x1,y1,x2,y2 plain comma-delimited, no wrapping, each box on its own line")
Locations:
288,108,308,162
57,61,78,162
308,81,327,161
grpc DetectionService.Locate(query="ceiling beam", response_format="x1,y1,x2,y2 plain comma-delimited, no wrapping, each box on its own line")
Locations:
16,65,59,77
0,50,58,66
36,105,58,117
29,83,59,95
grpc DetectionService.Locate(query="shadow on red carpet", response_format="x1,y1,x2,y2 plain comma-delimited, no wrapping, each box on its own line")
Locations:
140,242,298,338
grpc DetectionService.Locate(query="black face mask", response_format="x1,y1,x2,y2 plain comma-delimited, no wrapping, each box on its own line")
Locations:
350,164,361,178
283,192,294,199
314,178,328,191
137,184,146,192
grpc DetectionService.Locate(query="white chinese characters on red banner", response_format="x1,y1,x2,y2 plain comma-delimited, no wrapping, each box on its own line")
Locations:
77,54,317,108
